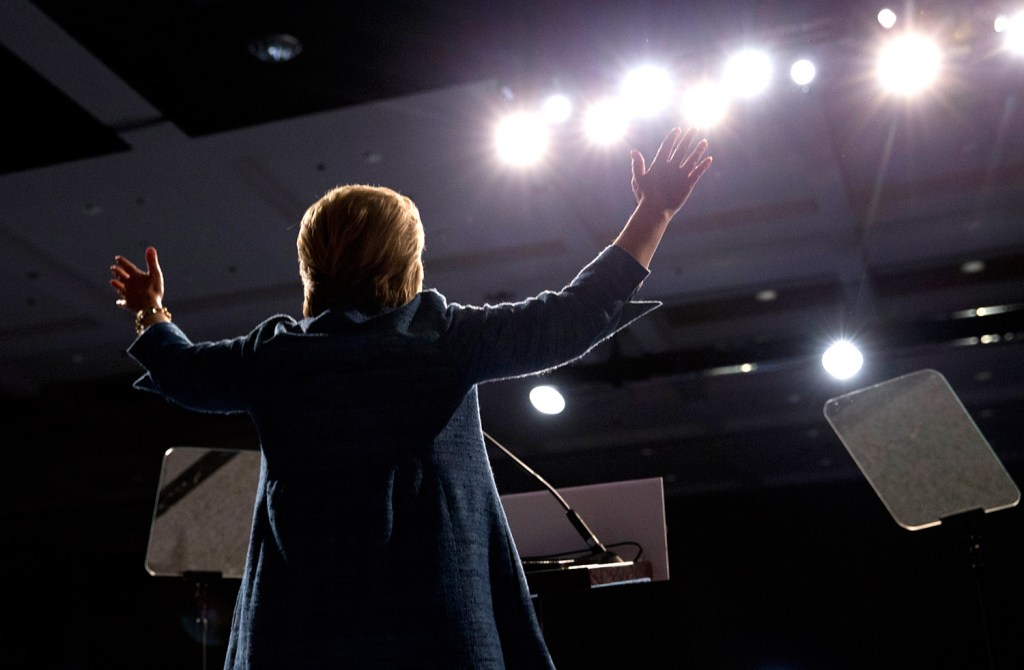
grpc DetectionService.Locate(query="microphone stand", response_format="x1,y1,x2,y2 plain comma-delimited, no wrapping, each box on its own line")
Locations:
483,430,624,566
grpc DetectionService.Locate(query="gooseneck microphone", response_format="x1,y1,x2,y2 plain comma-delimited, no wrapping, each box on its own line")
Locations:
482,430,624,566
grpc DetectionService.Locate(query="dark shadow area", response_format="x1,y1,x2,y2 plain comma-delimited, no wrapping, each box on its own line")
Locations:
3,381,1022,669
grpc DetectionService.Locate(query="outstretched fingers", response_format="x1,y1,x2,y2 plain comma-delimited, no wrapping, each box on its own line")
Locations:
649,127,682,168
630,149,647,179
630,149,647,202
113,255,143,277
110,259,130,289
689,154,713,182
682,138,710,172
109,253,152,308
144,246,161,275
668,128,700,166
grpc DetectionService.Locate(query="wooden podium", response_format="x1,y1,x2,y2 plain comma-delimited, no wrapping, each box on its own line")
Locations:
146,448,668,665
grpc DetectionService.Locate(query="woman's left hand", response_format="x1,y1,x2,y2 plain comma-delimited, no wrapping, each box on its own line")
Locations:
110,246,165,312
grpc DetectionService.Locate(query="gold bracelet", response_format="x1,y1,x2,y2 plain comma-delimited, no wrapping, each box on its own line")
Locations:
135,306,172,335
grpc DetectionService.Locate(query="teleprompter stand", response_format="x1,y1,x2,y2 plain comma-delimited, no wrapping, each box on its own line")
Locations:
145,447,261,670
824,369,1020,669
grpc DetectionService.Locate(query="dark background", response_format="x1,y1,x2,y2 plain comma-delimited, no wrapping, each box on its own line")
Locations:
6,377,1024,669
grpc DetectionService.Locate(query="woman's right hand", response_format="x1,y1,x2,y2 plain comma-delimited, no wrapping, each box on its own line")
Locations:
630,127,712,219
612,127,714,269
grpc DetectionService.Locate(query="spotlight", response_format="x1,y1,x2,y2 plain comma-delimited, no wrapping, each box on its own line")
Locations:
529,385,565,414
494,112,550,166
999,11,1024,55
822,340,864,380
877,8,898,30
876,33,942,96
680,82,730,128
723,49,774,99
541,94,573,124
789,59,817,86
620,64,674,118
583,98,630,145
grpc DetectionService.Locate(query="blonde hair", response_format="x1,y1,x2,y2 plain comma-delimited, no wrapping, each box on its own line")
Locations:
297,184,424,317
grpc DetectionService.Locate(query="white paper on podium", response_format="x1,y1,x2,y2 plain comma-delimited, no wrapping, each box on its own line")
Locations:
500,477,670,581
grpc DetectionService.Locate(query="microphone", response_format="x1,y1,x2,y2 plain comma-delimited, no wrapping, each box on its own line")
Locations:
482,430,625,567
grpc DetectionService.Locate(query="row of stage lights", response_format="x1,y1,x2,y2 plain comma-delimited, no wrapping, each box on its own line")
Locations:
494,6,1024,167
507,6,1024,415
527,340,866,416
530,319,1024,414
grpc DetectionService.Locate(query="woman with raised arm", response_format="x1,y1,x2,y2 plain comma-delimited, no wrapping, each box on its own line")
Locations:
110,127,711,669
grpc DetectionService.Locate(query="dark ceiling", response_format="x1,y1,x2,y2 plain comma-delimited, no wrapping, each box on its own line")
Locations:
2,1,1024,664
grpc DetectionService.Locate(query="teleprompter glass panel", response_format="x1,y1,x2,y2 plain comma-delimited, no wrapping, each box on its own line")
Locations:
823,369,1019,530
145,447,260,578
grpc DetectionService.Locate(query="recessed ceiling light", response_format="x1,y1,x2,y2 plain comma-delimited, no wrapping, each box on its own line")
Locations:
952,304,1020,319
705,363,758,376
249,33,303,63
960,259,985,274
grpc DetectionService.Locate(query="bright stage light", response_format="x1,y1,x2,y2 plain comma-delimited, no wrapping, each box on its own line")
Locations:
723,49,774,98
542,94,573,124
494,112,550,166
529,385,565,414
620,64,674,118
790,59,817,86
877,8,898,30
822,340,864,380
876,33,942,96
583,98,630,145
1000,11,1024,55
680,82,730,128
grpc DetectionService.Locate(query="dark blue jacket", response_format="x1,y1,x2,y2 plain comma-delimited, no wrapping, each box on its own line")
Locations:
129,245,657,669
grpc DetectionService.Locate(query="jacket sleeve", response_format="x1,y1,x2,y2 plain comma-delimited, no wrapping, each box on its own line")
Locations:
441,245,660,383
127,321,255,414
